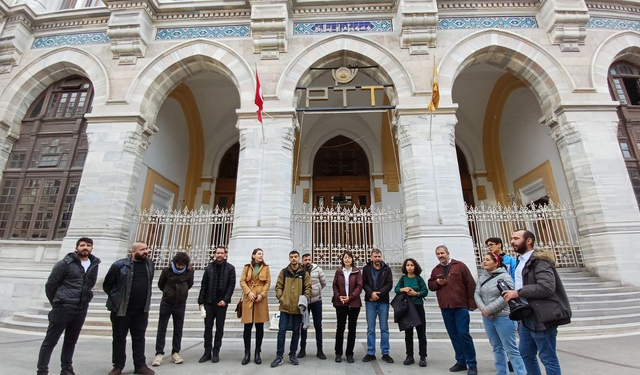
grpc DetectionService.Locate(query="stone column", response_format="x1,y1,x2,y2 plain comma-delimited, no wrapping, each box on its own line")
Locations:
228,110,297,278
549,104,640,286
0,123,16,183
395,106,476,273
60,114,154,275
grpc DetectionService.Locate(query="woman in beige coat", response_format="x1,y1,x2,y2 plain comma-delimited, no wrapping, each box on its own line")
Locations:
239,248,271,365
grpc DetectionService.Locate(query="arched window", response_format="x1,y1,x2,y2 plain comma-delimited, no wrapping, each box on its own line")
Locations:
0,76,93,239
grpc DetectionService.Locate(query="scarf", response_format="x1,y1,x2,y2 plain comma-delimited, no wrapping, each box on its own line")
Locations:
172,262,187,274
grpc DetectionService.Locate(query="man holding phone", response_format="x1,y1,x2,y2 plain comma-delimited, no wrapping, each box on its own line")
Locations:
428,245,478,375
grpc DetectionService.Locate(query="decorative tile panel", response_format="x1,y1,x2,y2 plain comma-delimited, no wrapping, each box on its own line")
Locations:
588,17,640,31
156,26,250,40
32,32,110,49
438,17,538,30
293,20,392,35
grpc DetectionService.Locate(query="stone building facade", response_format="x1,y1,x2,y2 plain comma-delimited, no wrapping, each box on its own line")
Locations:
1,0,640,315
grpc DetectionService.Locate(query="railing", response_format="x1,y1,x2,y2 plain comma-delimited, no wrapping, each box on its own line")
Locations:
467,202,584,268
130,207,234,270
291,204,405,268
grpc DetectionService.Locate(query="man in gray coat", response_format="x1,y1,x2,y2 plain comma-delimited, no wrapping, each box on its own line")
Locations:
298,253,327,359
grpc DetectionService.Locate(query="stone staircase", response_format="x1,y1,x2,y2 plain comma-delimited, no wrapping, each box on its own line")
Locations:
2,268,640,339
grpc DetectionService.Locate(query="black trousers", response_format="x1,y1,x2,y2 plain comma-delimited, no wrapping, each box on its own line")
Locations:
111,309,149,370
203,303,228,353
37,307,87,373
405,304,428,358
155,302,186,355
335,306,360,356
300,300,323,350
243,323,264,352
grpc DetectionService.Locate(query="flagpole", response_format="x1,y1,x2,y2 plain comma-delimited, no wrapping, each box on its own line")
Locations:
428,56,442,224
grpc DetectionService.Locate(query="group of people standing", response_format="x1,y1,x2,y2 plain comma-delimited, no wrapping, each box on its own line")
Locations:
36,228,571,375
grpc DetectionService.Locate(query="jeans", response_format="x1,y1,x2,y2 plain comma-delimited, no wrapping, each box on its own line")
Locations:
483,316,526,375
441,308,477,367
37,307,87,373
111,309,149,370
365,301,390,355
203,303,228,353
405,304,427,358
276,312,302,358
300,300,323,350
155,302,186,355
335,306,360,356
243,323,264,352
519,323,561,375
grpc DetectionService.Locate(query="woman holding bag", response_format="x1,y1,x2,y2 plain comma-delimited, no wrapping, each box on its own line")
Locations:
332,250,363,364
239,248,271,365
394,258,428,367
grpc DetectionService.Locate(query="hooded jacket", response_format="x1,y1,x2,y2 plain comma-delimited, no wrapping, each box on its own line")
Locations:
362,261,393,303
518,250,572,331
103,256,154,316
45,252,101,310
158,265,195,306
275,264,312,314
474,266,511,318
305,263,327,304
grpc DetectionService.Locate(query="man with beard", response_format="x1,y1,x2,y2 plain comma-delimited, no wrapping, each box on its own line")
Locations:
104,242,155,375
298,253,327,359
502,229,571,375
427,245,478,375
37,237,100,375
361,249,394,364
198,246,236,363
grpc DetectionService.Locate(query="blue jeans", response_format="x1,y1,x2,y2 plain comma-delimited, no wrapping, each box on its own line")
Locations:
441,308,477,367
276,312,302,359
519,323,561,375
365,301,390,355
300,300,323,349
483,316,526,375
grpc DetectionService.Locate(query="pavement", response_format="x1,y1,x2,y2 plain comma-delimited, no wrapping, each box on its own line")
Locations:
3,328,639,375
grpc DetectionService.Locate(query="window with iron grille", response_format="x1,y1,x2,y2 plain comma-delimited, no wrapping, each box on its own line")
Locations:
0,76,92,240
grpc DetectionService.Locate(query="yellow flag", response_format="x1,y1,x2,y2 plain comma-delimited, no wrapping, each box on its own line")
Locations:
428,58,439,112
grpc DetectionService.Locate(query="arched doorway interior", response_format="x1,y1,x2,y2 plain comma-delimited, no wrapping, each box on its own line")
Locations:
215,142,239,208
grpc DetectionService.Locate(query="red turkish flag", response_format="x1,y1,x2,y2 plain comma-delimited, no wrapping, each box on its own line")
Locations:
255,70,264,123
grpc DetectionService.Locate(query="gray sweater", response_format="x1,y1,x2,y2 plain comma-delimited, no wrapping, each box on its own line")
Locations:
474,267,513,318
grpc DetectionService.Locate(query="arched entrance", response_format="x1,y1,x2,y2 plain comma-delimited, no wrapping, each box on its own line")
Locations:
214,142,239,208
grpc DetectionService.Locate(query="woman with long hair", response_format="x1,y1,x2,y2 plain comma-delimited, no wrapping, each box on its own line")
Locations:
395,258,428,367
474,252,526,375
239,248,271,365
332,250,363,364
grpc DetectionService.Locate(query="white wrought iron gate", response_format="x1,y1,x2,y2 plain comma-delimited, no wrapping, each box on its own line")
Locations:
291,205,405,268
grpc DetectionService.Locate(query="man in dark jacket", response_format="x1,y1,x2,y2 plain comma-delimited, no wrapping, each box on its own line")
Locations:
361,249,394,363
428,245,478,375
103,242,155,375
37,237,100,375
502,229,571,375
152,252,194,366
197,246,236,363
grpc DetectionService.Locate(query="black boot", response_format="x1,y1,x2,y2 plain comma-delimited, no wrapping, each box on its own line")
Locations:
242,351,251,365
254,350,262,365
199,351,212,363
212,349,220,363
316,346,326,360
297,346,306,358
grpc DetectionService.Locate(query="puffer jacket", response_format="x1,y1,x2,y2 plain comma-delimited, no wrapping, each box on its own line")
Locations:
519,250,572,331
474,266,511,318
158,265,195,306
275,264,311,314
198,259,236,305
103,256,154,316
45,252,101,310
307,263,327,304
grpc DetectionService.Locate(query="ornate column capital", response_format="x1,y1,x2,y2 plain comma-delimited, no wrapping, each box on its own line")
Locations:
105,0,155,65
0,8,34,74
538,0,589,52
250,0,288,60
399,0,437,55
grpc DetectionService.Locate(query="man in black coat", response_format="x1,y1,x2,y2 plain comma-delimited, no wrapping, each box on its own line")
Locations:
197,246,236,363
361,249,394,363
37,237,100,375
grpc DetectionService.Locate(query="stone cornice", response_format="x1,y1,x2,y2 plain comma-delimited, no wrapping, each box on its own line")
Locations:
437,1,540,10
553,102,620,115
586,1,640,16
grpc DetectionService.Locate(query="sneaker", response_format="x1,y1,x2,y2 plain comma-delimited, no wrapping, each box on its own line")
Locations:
403,356,415,365
297,348,306,358
381,354,394,364
468,367,478,375
60,366,76,375
107,368,122,375
270,357,283,367
133,367,155,375
152,354,163,367
450,363,468,372
346,355,354,363
171,353,183,364
362,354,376,362
419,357,427,367
289,355,299,365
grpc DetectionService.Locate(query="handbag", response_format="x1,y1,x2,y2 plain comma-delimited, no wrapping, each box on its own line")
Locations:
235,297,243,318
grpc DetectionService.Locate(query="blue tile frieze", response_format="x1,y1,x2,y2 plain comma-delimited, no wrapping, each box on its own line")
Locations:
293,20,393,35
438,17,538,30
156,26,250,40
32,32,110,49
588,17,640,31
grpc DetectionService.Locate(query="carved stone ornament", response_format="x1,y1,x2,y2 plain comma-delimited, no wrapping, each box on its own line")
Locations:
331,66,358,85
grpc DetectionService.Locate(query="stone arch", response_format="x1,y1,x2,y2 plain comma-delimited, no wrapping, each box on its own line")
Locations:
591,31,640,95
126,39,255,128
276,34,415,106
0,47,109,134
438,29,575,117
